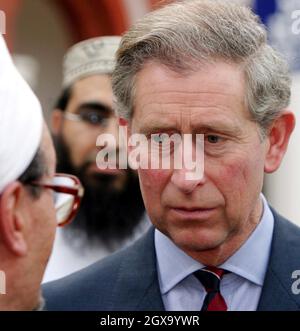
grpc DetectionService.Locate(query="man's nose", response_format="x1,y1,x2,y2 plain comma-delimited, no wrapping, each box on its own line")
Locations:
170,135,205,194
170,167,206,194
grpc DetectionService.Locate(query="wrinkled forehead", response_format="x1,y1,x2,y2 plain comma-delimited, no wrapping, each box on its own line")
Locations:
131,60,249,130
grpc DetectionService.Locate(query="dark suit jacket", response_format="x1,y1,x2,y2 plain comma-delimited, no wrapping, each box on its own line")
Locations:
43,209,300,310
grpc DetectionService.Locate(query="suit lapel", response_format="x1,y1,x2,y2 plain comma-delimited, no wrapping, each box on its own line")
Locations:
258,209,300,310
105,210,300,311
108,228,165,311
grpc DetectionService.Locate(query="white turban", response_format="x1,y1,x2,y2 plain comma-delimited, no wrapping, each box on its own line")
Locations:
0,36,43,193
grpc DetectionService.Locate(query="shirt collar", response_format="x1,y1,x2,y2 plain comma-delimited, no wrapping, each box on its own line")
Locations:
155,194,274,294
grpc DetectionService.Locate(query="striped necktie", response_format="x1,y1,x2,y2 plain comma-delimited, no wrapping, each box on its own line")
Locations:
194,266,228,311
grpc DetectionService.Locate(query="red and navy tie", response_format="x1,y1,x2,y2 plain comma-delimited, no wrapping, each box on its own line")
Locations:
194,266,228,311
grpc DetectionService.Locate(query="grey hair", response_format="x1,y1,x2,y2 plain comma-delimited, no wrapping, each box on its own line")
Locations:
18,148,47,198
112,0,291,136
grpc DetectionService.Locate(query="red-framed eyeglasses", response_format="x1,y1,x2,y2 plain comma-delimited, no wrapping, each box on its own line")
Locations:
30,173,84,227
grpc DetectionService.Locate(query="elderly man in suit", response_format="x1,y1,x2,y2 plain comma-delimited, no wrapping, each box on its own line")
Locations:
44,0,300,311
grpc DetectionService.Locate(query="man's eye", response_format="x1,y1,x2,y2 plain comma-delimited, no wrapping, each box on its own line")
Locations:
81,112,107,125
152,133,168,144
206,135,221,144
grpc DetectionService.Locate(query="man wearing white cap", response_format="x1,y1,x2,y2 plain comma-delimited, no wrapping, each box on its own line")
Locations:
0,36,83,310
44,36,149,282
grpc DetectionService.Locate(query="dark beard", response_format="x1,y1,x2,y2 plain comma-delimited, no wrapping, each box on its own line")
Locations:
54,134,145,251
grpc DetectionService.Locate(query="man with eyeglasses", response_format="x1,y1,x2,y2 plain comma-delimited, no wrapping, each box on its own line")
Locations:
0,36,83,310
43,37,149,282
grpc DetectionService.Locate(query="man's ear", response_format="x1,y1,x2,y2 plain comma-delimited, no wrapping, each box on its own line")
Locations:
119,117,128,128
0,182,28,256
51,109,64,135
264,111,296,173
119,117,132,149
119,117,137,169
